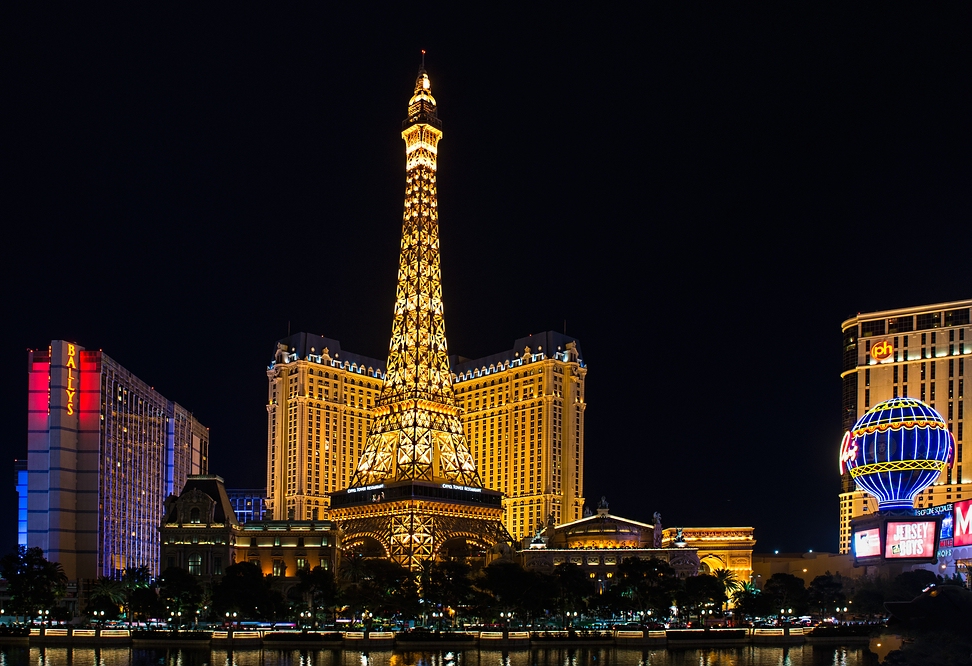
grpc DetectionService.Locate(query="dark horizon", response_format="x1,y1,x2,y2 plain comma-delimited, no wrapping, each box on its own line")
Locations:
3,6,970,559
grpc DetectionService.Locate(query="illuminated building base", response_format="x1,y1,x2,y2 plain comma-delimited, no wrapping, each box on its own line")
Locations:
329,481,508,570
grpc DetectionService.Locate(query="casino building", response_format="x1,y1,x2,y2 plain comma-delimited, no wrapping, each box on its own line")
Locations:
266,331,586,541
839,300,970,553
26,340,208,579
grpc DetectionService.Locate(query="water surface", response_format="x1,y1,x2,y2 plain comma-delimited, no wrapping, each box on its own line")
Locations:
0,646,874,666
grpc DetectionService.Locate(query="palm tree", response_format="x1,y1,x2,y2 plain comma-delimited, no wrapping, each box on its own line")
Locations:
122,565,152,626
713,569,743,612
87,577,125,619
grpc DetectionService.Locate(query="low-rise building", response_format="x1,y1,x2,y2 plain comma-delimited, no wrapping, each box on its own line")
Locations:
160,475,339,591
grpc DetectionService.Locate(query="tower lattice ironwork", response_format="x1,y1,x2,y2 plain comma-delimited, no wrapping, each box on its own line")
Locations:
329,59,508,570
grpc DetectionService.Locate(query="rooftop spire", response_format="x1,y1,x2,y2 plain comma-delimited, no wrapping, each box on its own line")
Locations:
405,54,440,130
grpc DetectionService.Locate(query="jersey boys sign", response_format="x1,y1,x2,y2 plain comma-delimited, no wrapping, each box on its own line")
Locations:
885,520,937,558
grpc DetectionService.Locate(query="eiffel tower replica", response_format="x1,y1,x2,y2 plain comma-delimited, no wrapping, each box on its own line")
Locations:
329,57,508,570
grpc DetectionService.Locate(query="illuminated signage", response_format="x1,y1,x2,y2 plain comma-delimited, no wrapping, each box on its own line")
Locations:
954,499,972,547
441,483,482,493
839,431,858,474
885,520,937,558
347,484,385,494
916,503,954,548
853,528,882,558
65,343,78,416
870,339,893,362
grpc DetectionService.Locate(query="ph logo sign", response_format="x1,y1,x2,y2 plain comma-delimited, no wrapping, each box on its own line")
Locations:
870,339,893,363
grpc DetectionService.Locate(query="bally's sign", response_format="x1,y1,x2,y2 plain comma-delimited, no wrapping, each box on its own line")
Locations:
65,343,78,416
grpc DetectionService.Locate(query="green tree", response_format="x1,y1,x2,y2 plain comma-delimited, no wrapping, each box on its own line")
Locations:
297,566,338,627
808,572,846,616
0,546,68,619
613,557,680,622
762,573,810,616
713,568,743,611
732,582,773,620
677,574,725,624
212,561,280,620
123,565,155,625
423,560,475,627
552,563,591,627
85,577,125,620
158,566,203,625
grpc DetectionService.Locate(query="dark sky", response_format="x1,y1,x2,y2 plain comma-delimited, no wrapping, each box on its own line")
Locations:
3,6,970,558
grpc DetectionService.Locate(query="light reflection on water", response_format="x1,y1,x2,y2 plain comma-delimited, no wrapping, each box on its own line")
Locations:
0,646,872,666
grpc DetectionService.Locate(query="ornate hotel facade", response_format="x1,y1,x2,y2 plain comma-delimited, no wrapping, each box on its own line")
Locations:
26,340,208,579
838,299,970,553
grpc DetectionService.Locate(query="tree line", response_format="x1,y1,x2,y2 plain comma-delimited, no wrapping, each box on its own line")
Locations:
4,546,963,627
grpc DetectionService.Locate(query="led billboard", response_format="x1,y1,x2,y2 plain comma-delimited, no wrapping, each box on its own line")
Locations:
885,520,938,559
853,528,882,558
954,499,972,548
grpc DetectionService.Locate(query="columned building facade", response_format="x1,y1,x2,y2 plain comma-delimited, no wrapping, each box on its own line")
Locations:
838,300,970,553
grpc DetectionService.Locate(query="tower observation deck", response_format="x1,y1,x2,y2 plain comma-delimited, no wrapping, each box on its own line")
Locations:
329,60,509,570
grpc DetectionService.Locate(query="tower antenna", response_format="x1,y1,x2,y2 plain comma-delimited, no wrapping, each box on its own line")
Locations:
421,49,426,69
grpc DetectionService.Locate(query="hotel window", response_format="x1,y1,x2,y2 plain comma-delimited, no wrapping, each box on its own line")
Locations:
273,560,286,577
188,553,202,576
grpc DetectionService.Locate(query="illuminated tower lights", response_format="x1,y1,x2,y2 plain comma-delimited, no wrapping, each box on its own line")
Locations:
329,60,507,570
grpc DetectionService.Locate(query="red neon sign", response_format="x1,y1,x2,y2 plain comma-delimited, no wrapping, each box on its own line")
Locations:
870,340,893,362
839,431,858,475
885,520,936,558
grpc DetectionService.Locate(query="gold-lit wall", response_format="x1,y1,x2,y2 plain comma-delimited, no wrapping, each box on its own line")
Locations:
265,336,587,539
838,300,971,554
456,341,587,540
266,343,383,521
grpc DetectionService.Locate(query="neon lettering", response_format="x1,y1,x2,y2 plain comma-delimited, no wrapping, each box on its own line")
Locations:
870,340,893,362
65,344,78,417
839,431,858,474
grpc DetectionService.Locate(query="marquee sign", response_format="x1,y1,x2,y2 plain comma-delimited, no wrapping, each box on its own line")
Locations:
885,520,937,558
955,499,972,548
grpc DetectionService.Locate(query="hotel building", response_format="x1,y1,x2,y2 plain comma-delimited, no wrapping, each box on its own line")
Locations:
26,340,208,579
266,331,586,540
838,300,970,553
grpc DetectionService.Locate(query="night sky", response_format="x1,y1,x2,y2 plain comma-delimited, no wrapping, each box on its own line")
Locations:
3,6,970,559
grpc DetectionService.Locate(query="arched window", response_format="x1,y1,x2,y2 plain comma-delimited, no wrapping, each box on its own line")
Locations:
188,552,202,576
190,508,201,524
